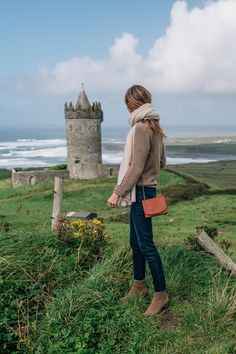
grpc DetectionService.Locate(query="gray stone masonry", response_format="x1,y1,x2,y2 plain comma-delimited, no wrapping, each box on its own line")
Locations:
12,169,69,188
97,164,119,178
11,164,119,188
65,88,103,179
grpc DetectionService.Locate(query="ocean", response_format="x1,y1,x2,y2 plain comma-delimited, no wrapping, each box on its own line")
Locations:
0,125,236,169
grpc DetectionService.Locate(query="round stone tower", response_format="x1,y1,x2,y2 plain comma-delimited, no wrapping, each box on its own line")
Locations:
65,87,103,179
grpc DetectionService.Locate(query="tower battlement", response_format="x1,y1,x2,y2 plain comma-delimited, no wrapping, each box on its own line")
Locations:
65,89,103,121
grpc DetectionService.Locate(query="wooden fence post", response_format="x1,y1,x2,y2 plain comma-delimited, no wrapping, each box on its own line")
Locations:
197,231,236,278
51,177,63,231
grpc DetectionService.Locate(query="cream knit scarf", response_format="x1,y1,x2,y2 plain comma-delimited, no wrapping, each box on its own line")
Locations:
117,103,160,207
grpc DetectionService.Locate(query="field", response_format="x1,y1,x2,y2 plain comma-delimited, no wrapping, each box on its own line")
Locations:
167,160,236,190
0,162,236,353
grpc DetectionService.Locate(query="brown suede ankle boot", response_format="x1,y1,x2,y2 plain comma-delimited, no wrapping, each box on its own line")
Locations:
144,291,169,317
120,280,148,301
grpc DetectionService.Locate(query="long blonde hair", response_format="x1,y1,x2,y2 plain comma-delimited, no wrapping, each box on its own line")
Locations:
125,84,166,138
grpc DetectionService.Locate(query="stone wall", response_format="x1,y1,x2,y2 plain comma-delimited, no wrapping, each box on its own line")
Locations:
12,164,119,188
97,164,119,178
12,169,69,188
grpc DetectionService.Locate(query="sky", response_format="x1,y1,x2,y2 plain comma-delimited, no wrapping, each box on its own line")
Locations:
0,0,236,129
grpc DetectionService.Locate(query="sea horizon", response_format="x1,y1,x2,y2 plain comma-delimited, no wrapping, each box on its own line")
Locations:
1,124,236,140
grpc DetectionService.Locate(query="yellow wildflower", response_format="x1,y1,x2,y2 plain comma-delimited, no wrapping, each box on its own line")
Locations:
92,219,103,226
104,234,110,241
74,232,81,239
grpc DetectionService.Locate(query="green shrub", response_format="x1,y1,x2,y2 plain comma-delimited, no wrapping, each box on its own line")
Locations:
196,225,218,240
219,239,233,255
0,225,109,353
0,169,11,180
48,164,67,170
184,225,219,251
57,218,110,267
167,183,209,204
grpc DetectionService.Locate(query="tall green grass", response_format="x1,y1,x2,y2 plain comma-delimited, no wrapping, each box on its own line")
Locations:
1,168,236,353
0,229,96,353
1,227,235,353
25,244,236,354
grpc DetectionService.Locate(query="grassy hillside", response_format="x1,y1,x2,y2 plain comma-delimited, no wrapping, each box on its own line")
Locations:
167,160,236,190
0,165,236,353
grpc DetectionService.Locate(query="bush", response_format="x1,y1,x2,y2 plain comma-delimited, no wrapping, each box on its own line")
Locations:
48,164,67,170
219,239,233,255
167,183,209,204
57,218,110,267
0,221,109,353
24,245,133,353
184,225,219,251
196,225,218,240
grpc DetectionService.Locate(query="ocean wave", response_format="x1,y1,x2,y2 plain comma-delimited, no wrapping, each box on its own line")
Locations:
0,158,54,169
102,153,123,164
102,138,125,144
2,146,67,158
166,157,217,164
0,135,228,169
212,138,232,143
0,139,66,150
0,155,217,170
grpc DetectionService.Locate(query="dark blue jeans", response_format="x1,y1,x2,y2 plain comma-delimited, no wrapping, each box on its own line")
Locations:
130,186,166,292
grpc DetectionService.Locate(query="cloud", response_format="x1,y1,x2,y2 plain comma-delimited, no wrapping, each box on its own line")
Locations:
34,33,143,95
146,0,236,93
15,0,236,95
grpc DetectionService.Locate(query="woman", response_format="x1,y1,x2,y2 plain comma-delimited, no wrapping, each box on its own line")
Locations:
107,84,169,317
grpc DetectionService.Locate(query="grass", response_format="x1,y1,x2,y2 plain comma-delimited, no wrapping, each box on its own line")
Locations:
0,169,11,180
1,170,235,255
0,164,236,353
1,234,235,353
30,247,236,354
166,143,236,157
167,160,236,190
0,170,187,232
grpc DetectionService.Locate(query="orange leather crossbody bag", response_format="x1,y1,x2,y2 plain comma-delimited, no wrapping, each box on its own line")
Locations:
141,178,168,218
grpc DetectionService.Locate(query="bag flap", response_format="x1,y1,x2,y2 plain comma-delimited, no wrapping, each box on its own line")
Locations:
142,195,167,214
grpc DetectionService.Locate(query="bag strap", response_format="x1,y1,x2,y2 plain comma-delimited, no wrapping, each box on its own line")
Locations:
141,175,146,200
157,176,162,195
141,174,162,199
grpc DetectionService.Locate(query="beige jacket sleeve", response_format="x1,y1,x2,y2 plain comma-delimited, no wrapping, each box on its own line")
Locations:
114,123,151,198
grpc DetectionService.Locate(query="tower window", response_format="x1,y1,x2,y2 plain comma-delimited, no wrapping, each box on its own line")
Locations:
75,157,80,164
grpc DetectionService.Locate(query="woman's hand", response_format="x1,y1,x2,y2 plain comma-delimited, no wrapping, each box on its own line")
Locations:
107,192,120,208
